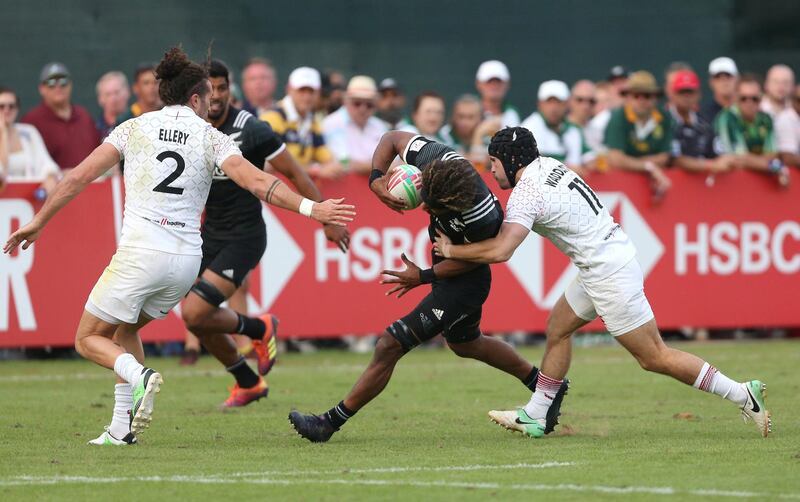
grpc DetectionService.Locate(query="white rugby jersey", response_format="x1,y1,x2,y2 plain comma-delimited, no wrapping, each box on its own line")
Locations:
505,156,637,282
105,105,241,255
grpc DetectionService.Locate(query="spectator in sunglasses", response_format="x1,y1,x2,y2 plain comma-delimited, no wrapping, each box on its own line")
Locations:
715,75,788,186
0,86,60,194
567,80,596,129
323,75,387,175
21,62,100,170
774,84,800,168
604,71,673,196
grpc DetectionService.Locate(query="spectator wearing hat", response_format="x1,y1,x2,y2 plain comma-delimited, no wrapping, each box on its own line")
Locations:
398,91,447,142
475,60,520,127
761,64,795,119
116,64,161,123
607,65,629,107
604,71,673,195
323,75,388,175
21,62,100,169
567,80,596,130
94,71,130,139
0,86,60,194
262,67,344,180
241,58,277,117
668,70,734,174
775,83,800,168
376,78,408,130
715,75,789,186
664,62,693,102
700,57,739,124
522,80,591,173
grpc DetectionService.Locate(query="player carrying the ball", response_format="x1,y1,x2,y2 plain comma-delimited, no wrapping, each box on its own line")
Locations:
289,131,567,442
434,127,771,438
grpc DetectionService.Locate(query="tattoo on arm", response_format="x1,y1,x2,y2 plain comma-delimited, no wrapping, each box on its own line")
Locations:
265,179,283,204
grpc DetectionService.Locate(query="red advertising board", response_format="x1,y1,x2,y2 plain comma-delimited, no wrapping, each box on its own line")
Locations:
1,169,799,348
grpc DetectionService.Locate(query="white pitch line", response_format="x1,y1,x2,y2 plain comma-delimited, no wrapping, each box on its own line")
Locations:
2,474,799,499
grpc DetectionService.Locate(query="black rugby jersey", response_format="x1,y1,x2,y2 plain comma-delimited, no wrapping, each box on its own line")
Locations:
203,106,285,241
401,135,503,287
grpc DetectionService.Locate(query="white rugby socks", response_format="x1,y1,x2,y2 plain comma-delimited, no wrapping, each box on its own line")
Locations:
693,362,748,406
113,353,145,388
523,372,563,420
108,383,133,439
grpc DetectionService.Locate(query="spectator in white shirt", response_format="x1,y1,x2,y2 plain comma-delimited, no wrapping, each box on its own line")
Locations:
0,87,59,194
323,75,388,175
475,60,520,127
775,83,800,167
761,64,795,119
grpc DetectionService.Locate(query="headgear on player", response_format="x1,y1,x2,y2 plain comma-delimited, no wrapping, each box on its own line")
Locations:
488,127,539,187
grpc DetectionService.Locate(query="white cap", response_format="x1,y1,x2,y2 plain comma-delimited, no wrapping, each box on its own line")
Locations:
708,57,739,77
346,75,378,99
288,66,321,90
476,60,510,82
538,80,570,101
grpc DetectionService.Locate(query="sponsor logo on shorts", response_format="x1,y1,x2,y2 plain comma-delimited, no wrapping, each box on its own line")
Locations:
432,308,444,320
222,269,234,279
419,312,434,333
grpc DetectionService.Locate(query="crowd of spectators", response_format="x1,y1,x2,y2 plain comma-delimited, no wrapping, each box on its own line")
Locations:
2,55,799,200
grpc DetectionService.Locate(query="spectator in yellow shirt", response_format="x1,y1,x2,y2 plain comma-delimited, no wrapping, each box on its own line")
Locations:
262,67,344,179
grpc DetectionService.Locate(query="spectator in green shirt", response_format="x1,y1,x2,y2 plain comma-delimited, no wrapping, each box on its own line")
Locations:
715,74,789,186
604,71,673,196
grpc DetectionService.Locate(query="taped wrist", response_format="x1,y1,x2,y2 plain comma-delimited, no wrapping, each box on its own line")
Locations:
419,268,437,284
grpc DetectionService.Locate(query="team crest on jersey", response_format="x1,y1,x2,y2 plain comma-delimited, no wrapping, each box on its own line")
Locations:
448,218,466,233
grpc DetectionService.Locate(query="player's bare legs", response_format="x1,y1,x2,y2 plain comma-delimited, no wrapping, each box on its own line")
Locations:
182,270,276,406
615,319,704,384
342,333,406,411
74,311,132,369
446,334,533,381
537,294,589,380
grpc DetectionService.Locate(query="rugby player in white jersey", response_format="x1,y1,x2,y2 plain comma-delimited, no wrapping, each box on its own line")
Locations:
3,47,354,446
434,127,771,438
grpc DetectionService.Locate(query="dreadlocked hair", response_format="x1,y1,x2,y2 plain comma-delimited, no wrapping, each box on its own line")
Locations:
420,158,479,213
488,127,539,184
155,46,209,106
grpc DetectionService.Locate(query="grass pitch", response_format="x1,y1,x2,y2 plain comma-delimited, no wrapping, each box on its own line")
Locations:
0,339,798,501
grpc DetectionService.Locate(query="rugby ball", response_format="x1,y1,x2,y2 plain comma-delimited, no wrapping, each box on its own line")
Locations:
386,164,423,209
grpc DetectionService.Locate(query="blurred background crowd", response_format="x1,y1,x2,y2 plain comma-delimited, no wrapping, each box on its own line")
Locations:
3,56,799,198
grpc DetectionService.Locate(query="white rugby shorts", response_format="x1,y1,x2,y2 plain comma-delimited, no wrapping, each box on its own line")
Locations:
85,246,200,324
565,258,655,336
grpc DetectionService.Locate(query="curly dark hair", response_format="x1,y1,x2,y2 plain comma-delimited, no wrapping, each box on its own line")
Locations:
155,46,209,106
420,158,479,213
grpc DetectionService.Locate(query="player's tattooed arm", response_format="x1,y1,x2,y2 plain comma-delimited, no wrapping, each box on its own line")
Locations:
434,223,529,263
4,143,120,253
221,155,355,227
369,131,416,213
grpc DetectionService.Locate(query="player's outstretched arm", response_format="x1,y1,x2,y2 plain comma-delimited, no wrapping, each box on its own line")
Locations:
3,143,120,253
369,131,417,212
220,155,355,227
434,223,529,263
269,149,351,252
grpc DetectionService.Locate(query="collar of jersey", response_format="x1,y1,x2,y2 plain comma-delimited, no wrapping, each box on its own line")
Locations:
624,104,663,125
162,105,196,117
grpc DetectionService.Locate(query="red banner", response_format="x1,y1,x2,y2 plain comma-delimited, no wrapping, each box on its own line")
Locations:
2,169,799,347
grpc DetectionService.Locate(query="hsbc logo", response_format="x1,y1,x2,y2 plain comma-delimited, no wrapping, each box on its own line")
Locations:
507,192,664,309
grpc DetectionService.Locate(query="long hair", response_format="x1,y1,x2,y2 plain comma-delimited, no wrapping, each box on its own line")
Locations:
420,158,479,213
155,46,209,106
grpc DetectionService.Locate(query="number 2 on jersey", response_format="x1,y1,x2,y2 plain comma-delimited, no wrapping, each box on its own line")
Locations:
153,151,185,195
568,178,603,215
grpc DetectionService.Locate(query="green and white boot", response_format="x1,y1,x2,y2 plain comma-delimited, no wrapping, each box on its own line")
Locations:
88,427,137,446
131,368,163,435
488,408,546,438
741,380,771,438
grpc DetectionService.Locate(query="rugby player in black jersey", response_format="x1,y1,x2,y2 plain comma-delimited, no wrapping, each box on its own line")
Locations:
289,132,567,442
182,60,350,407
